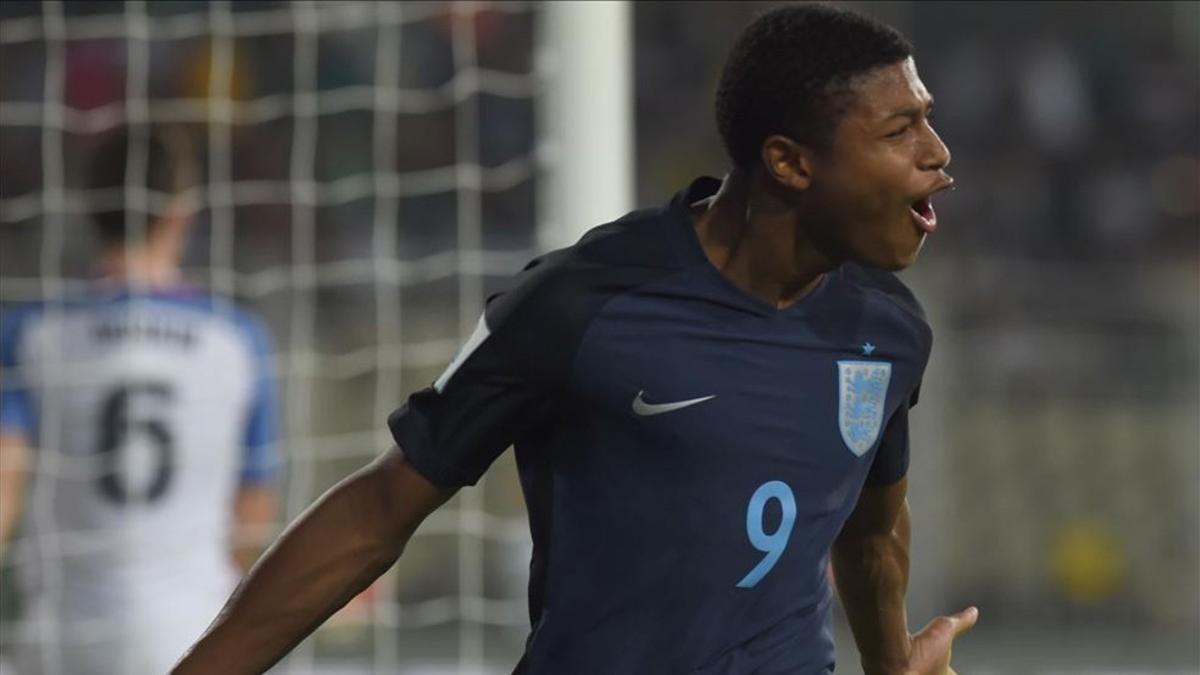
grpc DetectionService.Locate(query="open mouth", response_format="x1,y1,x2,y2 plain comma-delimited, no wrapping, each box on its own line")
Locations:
910,196,937,233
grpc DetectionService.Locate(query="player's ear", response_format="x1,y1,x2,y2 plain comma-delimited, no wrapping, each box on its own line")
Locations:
761,135,812,192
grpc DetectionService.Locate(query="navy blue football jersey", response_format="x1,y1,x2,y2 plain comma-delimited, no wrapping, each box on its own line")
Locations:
389,177,931,674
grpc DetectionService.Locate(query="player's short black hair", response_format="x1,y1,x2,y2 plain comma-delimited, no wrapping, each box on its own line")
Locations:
88,126,198,245
715,3,913,171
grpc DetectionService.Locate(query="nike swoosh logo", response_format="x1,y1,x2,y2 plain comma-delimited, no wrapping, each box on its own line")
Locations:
632,390,716,417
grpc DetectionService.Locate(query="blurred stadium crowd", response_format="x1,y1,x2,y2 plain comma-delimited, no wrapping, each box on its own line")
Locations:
0,1,1197,672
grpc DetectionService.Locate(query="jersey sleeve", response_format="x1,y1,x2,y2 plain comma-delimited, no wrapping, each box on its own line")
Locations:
388,324,538,487
0,308,36,438
864,400,910,487
865,366,924,486
388,253,587,489
237,311,280,485
388,211,682,489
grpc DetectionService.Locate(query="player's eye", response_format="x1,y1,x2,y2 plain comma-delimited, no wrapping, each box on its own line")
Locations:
885,125,909,138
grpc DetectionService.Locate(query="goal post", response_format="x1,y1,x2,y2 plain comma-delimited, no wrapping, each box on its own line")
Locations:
536,0,634,253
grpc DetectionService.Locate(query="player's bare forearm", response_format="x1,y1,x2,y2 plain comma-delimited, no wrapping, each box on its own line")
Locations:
231,483,278,573
832,477,911,675
0,433,29,558
173,448,454,675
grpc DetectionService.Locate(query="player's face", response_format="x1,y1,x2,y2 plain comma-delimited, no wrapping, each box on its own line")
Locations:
806,57,953,271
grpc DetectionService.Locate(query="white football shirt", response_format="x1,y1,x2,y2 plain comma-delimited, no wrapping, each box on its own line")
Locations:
0,287,279,674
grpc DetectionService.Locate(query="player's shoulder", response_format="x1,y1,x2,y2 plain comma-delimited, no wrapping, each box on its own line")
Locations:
1,290,274,364
0,302,46,364
106,287,275,352
201,294,272,347
487,206,684,329
0,302,46,330
121,288,270,339
572,204,684,269
170,291,275,356
525,204,681,280
838,263,927,322
837,262,931,341
474,205,686,386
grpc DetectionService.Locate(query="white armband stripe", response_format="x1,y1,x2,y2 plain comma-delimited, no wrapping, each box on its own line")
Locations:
434,313,491,393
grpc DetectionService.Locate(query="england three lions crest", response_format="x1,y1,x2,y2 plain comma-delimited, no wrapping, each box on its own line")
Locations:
837,360,893,457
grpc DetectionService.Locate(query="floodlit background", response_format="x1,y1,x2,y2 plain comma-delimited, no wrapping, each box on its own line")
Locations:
0,1,1197,674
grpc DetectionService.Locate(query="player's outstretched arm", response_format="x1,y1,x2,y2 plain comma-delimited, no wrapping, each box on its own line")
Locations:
832,476,914,675
173,447,454,675
231,483,278,574
0,432,30,559
832,476,977,675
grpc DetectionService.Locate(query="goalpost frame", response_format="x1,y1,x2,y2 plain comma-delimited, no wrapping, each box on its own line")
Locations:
536,0,634,253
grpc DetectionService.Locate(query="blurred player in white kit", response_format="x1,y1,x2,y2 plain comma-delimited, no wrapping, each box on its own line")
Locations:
0,127,280,675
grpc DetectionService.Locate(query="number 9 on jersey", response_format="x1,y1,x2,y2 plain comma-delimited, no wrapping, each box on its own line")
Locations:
736,480,797,588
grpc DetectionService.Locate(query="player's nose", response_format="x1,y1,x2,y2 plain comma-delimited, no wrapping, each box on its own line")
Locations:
920,125,952,172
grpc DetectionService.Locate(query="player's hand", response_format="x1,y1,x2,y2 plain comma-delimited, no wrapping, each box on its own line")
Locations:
902,606,978,675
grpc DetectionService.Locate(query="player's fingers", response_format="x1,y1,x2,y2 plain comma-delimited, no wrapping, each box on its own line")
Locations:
949,606,979,637
923,615,956,641
918,607,977,646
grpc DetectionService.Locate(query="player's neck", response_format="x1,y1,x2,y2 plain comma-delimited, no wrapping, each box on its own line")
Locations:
98,243,182,289
96,211,190,289
692,170,834,310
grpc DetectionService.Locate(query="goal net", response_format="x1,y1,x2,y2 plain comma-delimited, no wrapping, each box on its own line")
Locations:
0,1,627,672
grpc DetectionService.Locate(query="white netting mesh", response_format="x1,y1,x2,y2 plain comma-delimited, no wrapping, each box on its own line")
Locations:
0,1,551,672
